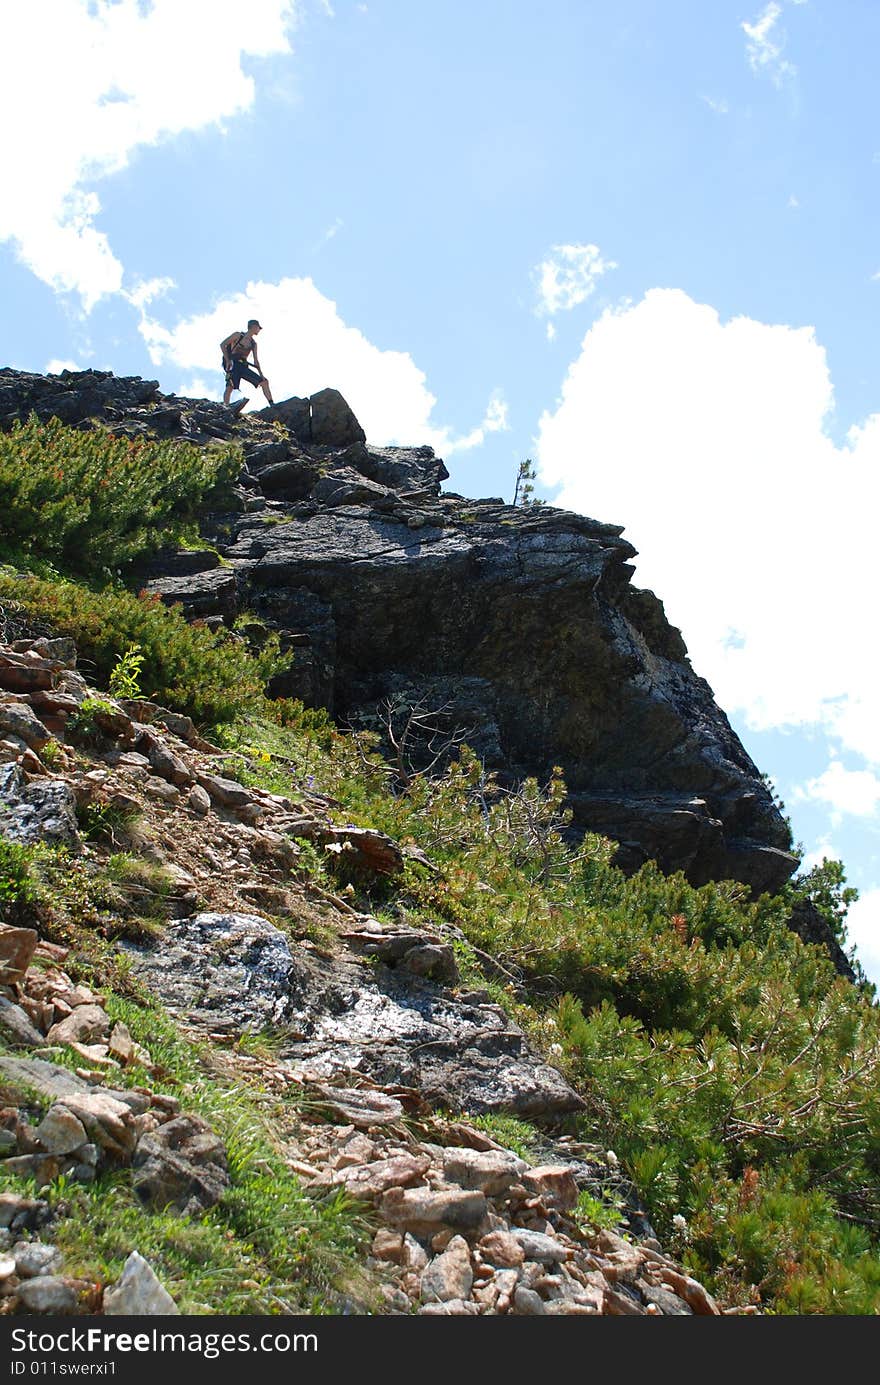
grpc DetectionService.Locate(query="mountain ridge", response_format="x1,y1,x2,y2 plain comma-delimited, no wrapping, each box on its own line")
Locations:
0,365,797,897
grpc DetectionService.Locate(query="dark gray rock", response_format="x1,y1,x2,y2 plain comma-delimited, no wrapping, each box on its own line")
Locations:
124,917,581,1119
787,898,856,982
134,548,221,580
0,996,47,1048
0,764,82,853
358,445,449,494
255,458,319,500
0,368,159,429
123,912,295,1032
132,1114,229,1216
309,388,366,447
142,567,238,620
311,468,393,508
258,396,312,444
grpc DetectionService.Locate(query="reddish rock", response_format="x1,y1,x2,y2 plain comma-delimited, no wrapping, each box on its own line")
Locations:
0,924,39,985
477,1230,526,1268
46,1004,111,1047
380,1186,488,1235
33,1105,89,1156
441,1146,527,1196
522,1164,580,1211
420,1235,473,1304
337,1153,431,1200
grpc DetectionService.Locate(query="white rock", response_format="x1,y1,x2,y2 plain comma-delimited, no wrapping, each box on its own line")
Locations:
103,1252,179,1315
13,1242,62,1279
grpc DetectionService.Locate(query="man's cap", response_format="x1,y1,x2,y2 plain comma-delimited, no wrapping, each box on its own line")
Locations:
248,319,262,329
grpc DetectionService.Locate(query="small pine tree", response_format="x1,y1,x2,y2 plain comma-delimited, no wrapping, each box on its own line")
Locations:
512,458,544,507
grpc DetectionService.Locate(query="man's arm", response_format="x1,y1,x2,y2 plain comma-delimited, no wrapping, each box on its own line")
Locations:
220,333,237,367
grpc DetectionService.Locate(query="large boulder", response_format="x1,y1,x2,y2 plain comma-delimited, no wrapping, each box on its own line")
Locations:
124,918,582,1119
0,764,82,853
123,913,295,1033
308,388,366,447
132,1114,229,1216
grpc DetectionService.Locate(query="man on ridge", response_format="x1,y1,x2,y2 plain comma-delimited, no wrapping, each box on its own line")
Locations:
221,319,274,414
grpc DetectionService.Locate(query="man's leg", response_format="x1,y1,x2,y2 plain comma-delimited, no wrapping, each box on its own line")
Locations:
259,377,275,406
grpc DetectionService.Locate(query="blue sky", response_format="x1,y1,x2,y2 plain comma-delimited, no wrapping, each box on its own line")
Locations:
2,0,879,979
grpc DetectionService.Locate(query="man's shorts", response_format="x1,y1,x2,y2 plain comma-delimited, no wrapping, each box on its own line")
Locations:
228,360,263,389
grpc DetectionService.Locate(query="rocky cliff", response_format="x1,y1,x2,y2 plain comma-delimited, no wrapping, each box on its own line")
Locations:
0,366,797,895
0,365,873,1320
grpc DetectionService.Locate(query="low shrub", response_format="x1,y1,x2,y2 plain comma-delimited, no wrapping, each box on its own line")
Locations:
0,416,240,576
0,572,290,728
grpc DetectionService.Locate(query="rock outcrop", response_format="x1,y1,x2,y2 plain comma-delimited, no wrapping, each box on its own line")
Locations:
0,366,797,894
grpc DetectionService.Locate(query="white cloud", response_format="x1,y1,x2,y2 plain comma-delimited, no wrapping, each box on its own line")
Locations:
444,391,510,457
45,359,82,375
742,2,796,85
798,839,840,874
124,277,177,311
796,762,880,820
533,244,616,318
845,888,880,986
535,288,880,771
178,376,215,400
312,219,344,253
0,1,298,309
139,275,506,455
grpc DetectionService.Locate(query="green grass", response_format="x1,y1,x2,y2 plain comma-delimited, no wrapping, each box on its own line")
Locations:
0,979,374,1315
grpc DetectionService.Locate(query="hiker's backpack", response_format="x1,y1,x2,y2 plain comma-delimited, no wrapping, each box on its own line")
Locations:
221,331,246,370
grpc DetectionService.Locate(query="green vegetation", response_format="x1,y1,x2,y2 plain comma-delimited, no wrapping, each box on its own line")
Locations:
107,643,145,700
212,720,880,1314
0,416,239,577
0,572,290,728
0,839,38,921
512,457,544,507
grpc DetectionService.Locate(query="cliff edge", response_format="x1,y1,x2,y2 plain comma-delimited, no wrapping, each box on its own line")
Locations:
0,366,797,895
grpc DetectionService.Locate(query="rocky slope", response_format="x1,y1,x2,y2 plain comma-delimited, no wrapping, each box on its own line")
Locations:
0,634,740,1316
0,366,797,895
